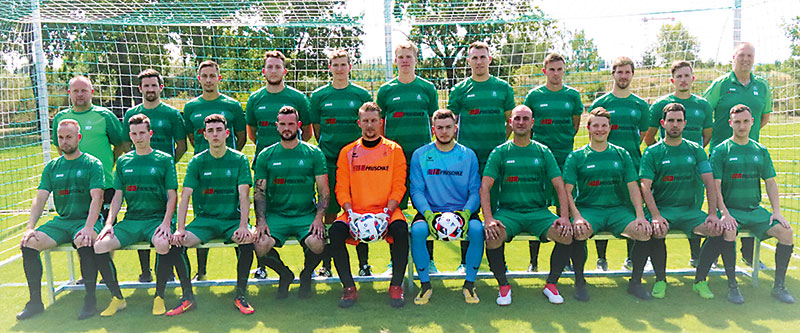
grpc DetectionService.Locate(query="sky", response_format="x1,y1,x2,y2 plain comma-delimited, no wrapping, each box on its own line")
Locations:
350,0,800,64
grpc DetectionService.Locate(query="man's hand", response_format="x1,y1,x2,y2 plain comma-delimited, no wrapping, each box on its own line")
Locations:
650,215,669,237
705,214,723,234
572,217,591,238
232,225,253,244
424,211,442,237
20,228,39,247
553,217,573,238
720,213,738,231
484,218,505,241
309,218,325,240
172,228,186,246
347,209,362,225
154,222,172,241
633,217,652,235
771,212,791,229
97,224,115,242
376,207,390,222
74,226,95,247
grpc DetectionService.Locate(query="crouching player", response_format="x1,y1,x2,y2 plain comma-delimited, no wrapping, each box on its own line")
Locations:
481,105,574,306
409,109,484,304
252,106,328,299
328,102,408,308
94,114,193,316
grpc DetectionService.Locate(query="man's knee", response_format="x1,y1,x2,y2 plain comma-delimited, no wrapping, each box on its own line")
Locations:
328,222,349,244
93,237,118,254
770,225,794,245
410,220,428,239
388,220,408,237
152,237,170,255
304,236,324,254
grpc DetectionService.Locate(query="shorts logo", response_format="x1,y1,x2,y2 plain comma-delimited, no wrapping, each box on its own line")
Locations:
202,188,215,194
260,121,270,126
540,119,553,125
661,175,674,182
57,189,70,195
468,109,480,115
588,180,600,187
127,185,138,191
731,173,743,179
506,176,519,182
325,118,337,124
393,112,405,118
273,178,285,184
611,124,619,130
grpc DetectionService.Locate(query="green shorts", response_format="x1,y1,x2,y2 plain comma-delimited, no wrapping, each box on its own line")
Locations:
650,206,706,238
326,164,341,214
728,207,779,240
494,208,557,242
579,206,636,238
186,216,242,244
267,212,315,247
115,218,176,248
37,216,102,246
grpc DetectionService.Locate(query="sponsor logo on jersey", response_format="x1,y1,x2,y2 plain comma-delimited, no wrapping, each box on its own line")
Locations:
56,173,64,178
127,185,138,191
506,175,538,183
611,124,619,130
57,189,70,195
468,109,480,115
273,177,306,184
201,188,235,194
325,118,337,124
731,173,743,179
352,165,389,171
427,169,463,176
258,106,266,110
728,172,760,180
506,176,519,182
273,178,285,184
661,175,674,182
124,168,134,173
393,112,405,118
260,121,270,127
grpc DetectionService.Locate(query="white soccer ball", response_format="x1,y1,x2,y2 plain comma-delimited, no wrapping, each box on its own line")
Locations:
349,213,388,243
435,212,464,241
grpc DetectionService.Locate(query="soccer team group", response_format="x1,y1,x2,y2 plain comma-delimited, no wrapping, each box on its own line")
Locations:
15,40,797,321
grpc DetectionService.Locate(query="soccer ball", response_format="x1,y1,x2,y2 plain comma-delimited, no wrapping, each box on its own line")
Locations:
434,212,464,241
349,213,389,243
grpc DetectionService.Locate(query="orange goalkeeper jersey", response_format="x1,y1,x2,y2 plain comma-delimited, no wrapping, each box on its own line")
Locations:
336,136,407,222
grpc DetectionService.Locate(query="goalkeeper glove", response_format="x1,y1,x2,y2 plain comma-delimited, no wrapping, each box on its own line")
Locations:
454,209,471,234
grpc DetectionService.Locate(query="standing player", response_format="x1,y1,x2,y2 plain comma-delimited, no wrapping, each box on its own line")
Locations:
522,53,583,272
643,61,713,268
182,60,247,281
587,56,649,271
377,41,440,274
121,68,188,283
328,102,408,308
94,114,193,316
447,41,515,271
564,108,653,301
409,109,484,304
709,104,794,304
309,49,372,277
481,105,574,306
704,42,772,268
52,76,125,238
638,103,734,299
167,114,261,315
252,106,328,299
17,119,117,320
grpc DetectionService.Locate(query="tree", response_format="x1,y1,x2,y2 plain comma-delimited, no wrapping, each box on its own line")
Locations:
644,22,700,67
567,29,602,72
785,16,800,57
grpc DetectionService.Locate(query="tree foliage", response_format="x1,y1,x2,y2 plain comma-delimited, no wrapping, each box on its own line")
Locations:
644,22,700,67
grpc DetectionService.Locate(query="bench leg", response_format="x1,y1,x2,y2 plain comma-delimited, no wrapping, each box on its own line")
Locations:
67,251,76,283
406,247,415,294
752,237,761,288
43,251,55,305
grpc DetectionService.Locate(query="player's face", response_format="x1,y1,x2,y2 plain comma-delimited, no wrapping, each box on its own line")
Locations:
57,123,81,154
395,48,417,74
358,110,383,140
670,66,694,93
587,116,610,142
661,111,685,139
729,111,754,139
276,113,299,141
197,67,221,93
510,108,533,138
68,79,93,108
329,57,351,80
612,64,633,89
263,57,286,85
733,45,755,71
543,60,565,86
203,121,229,148
432,117,456,145
129,123,152,148
467,47,491,76
139,76,162,102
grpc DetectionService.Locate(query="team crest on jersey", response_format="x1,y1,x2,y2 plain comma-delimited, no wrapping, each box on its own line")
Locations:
533,158,541,165
613,161,619,168
85,125,92,130
299,160,304,166
76,170,82,177
687,156,694,163
157,120,164,127
753,156,759,162
416,94,422,100
226,169,232,176
349,101,355,107
492,91,497,97
150,167,156,174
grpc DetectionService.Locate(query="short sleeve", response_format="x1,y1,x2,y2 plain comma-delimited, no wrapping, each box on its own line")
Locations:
232,102,246,132
102,109,125,145
703,79,722,109
619,148,638,183
297,93,312,126
183,156,200,189
112,158,123,190
542,146,561,180
763,81,773,114
426,82,439,116
648,101,663,129
308,91,321,124
562,152,578,185
244,95,257,126
50,113,60,145
701,99,713,129
171,107,187,142
571,90,584,115
165,158,179,190
503,83,515,111
760,146,776,179
38,162,53,191
709,146,724,180
447,85,462,116
253,149,269,180
638,100,650,132
89,159,105,189
638,148,656,181
237,154,253,186
182,106,195,135
121,109,133,143
695,146,712,174
313,148,327,176
482,147,503,180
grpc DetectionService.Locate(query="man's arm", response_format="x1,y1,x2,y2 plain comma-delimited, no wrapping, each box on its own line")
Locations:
643,127,659,146
765,177,790,228
572,115,581,134
235,131,247,151
253,179,267,227
187,132,195,147
246,125,257,144
479,176,496,222
25,190,50,231
626,181,646,219
301,124,313,142
75,188,103,247
314,174,330,220
312,124,321,142
551,177,570,219
639,178,666,224
175,187,193,232
104,190,124,227
174,140,187,162
761,113,770,129
237,184,250,228
702,128,712,147
504,110,512,138
120,142,132,152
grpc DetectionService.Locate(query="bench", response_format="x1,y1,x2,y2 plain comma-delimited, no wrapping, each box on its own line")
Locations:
42,230,763,304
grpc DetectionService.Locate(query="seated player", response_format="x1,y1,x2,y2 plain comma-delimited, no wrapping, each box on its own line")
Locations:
168,114,264,315
409,109,484,304
253,106,328,299
708,104,795,304
564,107,653,301
328,102,409,308
481,105,574,306
94,114,193,316
17,119,119,320
638,103,734,299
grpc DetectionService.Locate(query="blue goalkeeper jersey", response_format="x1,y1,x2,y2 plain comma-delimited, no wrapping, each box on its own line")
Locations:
409,142,481,213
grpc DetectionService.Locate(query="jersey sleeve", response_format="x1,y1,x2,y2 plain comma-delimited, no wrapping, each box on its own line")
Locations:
308,90,321,124
562,152,578,185
503,83,515,111
408,149,431,213
637,100,650,132
388,146,407,204
482,147,502,181
638,147,656,181
360,86,374,104
522,89,534,109
50,112,61,146
700,99,713,129
620,148,638,183
702,78,723,109
102,109,125,146
313,148,327,176
447,85,462,116
464,149,482,213
38,161,53,191
237,154,253,186
171,107,187,142
121,109,133,143
426,83,439,116
335,145,353,206
253,149,269,180
571,90,584,115
244,95,257,127
183,156,200,189
112,157,124,190
694,145,712,174
89,158,105,190
232,101,246,132
762,80,773,114
760,146,777,179
182,105,195,137
165,158,179,190
648,100,663,129
709,146,724,180
542,146,561,180
297,93,312,127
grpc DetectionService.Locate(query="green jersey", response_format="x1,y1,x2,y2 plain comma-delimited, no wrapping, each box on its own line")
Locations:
447,76,515,170
648,94,712,146
704,72,772,149
182,94,246,154
122,102,186,158
183,147,252,220
245,85,311,159
710,138,775,211
483,140,561,212
639,139,711,209
38,153,105,220
52,105,124,189
563,143,638,209
376,76,438,161
589,92,649,169
309,83,372,161
113,150,178,221
254,141,327,217
523,85,583,166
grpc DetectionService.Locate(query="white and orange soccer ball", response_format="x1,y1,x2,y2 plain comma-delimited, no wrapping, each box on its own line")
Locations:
349,213,389,243
435,212,464,241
